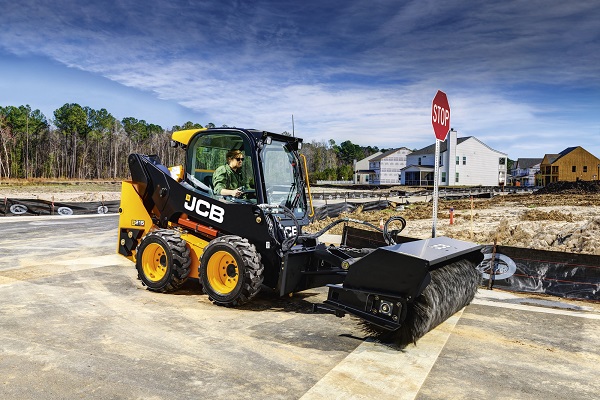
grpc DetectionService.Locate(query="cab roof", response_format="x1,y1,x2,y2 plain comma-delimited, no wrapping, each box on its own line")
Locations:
171,127,303,147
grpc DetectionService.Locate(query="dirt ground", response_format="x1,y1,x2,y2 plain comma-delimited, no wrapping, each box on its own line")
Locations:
0,181,122,203
310,192,600,255
2,180,600,255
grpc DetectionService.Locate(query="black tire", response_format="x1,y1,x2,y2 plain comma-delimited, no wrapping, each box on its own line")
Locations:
136,229,191,292
200,235,263,307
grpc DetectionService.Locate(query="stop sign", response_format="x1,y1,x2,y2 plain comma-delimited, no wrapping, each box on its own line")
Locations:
432,90,450,141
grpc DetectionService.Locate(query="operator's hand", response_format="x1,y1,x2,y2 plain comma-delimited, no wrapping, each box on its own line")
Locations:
233,187,243,197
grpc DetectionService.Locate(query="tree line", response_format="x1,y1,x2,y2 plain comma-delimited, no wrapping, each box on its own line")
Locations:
0,103,383,182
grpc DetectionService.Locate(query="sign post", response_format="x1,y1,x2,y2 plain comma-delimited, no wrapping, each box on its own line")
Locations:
431,90,450,237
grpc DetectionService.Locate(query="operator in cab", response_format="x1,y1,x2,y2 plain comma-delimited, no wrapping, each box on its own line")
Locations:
212,149,250,198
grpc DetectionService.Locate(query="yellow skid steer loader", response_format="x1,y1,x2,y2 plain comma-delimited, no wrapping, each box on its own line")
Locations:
117,128,482,346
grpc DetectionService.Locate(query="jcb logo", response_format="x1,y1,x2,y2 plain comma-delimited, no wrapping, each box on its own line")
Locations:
184,194,225,224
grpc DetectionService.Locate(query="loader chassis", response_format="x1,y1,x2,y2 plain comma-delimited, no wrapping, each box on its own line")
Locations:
117,127,483,347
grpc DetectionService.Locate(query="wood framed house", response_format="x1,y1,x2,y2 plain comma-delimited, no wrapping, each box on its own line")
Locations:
539,147,600,185
401,130,507,187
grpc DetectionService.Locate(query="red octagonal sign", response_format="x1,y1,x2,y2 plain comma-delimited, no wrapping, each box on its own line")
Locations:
432,90,450,141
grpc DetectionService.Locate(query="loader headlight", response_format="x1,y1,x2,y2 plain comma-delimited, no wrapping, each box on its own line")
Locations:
379,300,393,316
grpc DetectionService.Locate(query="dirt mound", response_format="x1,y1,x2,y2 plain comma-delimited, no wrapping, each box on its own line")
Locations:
535,180,600,194
521,209,580,222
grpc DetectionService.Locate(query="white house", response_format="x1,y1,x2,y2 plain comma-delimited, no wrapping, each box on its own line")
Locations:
368,148,412,185
511,158,542,187
353,151,382,184
401,130,507,187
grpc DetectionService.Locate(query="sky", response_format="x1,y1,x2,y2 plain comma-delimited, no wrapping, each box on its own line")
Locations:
1,0,599,160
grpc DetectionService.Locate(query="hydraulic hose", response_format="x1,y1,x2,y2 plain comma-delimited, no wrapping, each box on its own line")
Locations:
258,203,300,252
301,216,406,245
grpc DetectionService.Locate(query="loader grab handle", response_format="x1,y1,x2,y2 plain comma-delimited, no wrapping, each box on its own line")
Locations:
300,153,315,218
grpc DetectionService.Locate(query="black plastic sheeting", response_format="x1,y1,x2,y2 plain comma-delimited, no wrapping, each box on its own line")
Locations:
1,196,390,220
0,197,391,220
0,198,120,217
479,245,600,301
312,191,405,201
342,226,599,301
312,200,393,221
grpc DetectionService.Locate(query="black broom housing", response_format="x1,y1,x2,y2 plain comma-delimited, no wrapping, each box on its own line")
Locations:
363,259,481,348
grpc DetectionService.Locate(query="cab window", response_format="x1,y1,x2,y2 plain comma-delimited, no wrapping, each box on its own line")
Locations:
185,132,255,201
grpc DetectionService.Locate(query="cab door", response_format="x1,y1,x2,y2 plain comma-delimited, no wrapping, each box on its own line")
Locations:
184,130,258,203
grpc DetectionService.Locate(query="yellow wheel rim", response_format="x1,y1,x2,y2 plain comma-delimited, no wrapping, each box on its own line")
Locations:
141,242,168,282
206,250,239,295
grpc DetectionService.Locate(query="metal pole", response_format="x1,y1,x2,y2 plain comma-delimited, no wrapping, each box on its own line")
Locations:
432,139,440,238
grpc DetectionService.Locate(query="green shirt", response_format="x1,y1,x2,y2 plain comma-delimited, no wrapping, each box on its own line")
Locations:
212,164,247,195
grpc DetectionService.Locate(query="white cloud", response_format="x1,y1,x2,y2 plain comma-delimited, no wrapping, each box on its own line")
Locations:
0,0,599,159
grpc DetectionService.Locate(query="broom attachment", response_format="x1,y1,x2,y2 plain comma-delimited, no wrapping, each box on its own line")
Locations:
321,236,483,348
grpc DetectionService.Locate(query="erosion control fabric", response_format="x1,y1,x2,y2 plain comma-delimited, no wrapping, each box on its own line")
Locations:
343,226,599,301
1,198,120,216
479,245,600,301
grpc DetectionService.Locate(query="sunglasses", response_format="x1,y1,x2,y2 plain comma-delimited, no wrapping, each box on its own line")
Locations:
235,157,244,161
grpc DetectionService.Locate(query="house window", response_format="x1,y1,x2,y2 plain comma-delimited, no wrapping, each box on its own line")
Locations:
441,172,446,183
455,172,459,183
456,156,459,165
572,166,576,173
463,156,466,165
499,158,506,165
418,157,421,166
440,155,443,166
583,166,588,173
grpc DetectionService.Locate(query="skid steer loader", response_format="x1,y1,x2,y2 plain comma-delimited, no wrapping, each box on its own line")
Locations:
117,127,483,346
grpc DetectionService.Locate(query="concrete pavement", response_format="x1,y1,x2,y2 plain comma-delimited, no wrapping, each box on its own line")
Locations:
1,214,598,399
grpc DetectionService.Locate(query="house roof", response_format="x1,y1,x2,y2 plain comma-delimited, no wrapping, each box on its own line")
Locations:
370,147,411,162
543,147,579,165
559,147,578,156
543,154,560,164
356,151,382,163
410,138,471,155
515,158,543,169
402,164,435,171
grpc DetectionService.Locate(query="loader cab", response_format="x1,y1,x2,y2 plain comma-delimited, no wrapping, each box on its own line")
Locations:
182,129,308,220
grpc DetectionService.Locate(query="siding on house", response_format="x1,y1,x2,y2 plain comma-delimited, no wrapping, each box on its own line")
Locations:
511,158,542,187
453,137,507,186
402,130,507,187
353,151,382,184
539,147,600,185
368,147,412,184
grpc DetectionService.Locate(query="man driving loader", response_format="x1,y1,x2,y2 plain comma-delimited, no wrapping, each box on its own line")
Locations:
212,149,250,198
